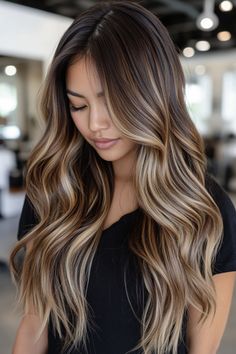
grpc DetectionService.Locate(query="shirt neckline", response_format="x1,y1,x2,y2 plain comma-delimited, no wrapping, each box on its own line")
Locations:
102,208,139,233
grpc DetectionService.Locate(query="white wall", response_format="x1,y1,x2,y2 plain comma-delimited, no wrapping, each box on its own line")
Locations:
0,0,72,72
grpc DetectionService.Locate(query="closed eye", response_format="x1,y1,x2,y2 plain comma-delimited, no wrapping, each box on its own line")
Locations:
69,105,87,112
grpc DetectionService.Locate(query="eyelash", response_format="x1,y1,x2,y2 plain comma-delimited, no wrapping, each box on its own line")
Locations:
70,105,87,112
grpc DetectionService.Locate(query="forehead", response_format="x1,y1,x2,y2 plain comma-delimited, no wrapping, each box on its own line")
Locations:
66,56,102,92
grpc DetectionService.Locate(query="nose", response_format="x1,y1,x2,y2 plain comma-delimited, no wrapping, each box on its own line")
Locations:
88,104,110,132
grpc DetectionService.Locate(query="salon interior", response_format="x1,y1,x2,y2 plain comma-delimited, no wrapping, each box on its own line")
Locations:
0,0,236,353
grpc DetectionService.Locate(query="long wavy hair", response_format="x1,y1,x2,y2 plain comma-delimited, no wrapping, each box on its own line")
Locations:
10,1,223,354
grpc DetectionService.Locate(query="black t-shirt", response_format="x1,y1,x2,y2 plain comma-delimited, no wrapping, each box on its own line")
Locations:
17,174,236,354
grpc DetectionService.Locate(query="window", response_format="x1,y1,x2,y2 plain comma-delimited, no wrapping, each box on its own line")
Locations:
184,74,212,132
0,82,17,118
222,70,236,122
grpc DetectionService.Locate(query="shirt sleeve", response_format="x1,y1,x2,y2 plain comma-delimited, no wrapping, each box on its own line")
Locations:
205,174,236,275
17,195,39,240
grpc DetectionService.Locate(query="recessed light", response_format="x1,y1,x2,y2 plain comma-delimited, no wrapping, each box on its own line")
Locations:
217,31,232,41
183,47,195,58
196,0,219,31
219,1,233,12
5,65,17,76
195,40,211,51
200,17,214,30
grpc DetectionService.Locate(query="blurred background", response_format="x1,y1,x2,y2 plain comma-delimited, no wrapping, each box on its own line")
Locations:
0,0,236,353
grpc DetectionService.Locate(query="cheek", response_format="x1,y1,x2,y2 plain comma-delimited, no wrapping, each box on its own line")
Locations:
71,114,87,135
123,140,138,155
123,139,136,150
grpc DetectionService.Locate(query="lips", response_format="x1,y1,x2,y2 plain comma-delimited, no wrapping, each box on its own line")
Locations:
93,138,119,143
93,138,120,149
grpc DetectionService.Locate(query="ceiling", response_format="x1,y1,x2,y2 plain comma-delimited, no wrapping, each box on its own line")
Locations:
4,0,236,54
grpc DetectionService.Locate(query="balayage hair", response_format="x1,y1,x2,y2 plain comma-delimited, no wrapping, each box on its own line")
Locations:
10,1,223,354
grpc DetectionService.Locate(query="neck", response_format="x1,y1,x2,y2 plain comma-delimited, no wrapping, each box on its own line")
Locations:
112,148,137,184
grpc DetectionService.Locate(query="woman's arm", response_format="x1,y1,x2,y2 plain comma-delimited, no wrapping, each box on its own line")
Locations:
12,241,48,354
186,271,236,354
12,314,48,354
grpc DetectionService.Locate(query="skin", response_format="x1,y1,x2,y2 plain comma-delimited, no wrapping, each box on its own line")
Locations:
12,315,48,354
12,245,48,354
187,271,236,354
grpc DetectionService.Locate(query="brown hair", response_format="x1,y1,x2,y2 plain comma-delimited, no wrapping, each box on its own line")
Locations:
10,2,223,353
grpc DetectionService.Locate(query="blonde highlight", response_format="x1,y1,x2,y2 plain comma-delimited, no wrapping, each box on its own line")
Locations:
10,2,223,354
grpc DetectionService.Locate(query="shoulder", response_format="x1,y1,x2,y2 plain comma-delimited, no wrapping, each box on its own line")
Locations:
205,173,234,208
205,173,236,274
17,195,39,241
205,173,236,231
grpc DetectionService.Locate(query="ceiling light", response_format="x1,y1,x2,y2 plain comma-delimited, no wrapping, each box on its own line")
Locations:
217,31,232,41
5,65,17,76
199,17,215,30
195,40,211,51
219,1,233,11
196,0,219,31
183,47,195,58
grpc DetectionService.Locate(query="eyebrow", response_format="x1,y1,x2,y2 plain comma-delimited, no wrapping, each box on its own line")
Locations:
66,89,104,98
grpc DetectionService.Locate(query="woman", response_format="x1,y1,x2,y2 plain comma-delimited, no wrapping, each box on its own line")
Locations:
10,1,236,354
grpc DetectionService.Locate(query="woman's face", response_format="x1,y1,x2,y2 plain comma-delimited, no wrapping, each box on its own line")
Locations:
66,57,137,163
